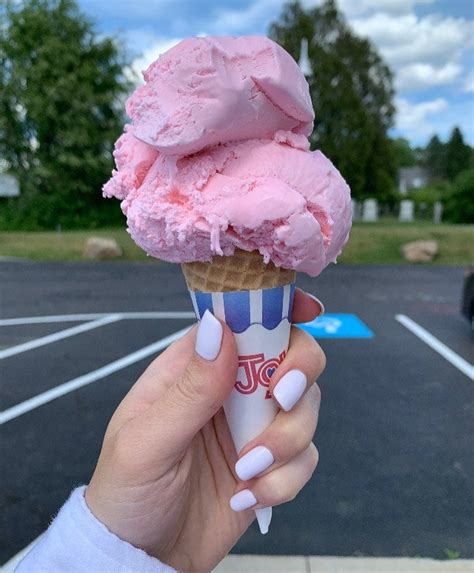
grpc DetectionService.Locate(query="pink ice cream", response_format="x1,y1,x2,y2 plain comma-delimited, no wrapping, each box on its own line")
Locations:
104,36,352,277
125,36,314,156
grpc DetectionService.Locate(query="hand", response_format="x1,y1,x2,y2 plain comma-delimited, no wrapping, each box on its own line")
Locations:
85,289,326,572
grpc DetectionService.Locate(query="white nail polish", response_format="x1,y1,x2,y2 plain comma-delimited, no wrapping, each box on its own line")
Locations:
256,507,272,535
195,310,223,361
235,446,274,481
305,292,325,315
273,369,307,411
230,489,257,512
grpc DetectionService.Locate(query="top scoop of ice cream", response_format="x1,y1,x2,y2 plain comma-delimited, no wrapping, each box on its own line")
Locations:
104,36,352,277
125,36,314,156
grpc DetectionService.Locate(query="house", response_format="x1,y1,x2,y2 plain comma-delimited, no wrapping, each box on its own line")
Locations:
0,173,20,197
398,166,430,195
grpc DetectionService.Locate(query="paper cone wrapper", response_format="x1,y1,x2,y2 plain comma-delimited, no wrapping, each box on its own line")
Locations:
183,251,296,534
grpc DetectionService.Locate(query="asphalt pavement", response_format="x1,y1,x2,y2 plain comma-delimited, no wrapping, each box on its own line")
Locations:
0,261,473,564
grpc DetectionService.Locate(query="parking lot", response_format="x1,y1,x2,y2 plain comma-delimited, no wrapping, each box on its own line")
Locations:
1,261,473,564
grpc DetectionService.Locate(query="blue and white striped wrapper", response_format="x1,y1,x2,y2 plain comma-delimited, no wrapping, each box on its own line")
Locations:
189,283,296,332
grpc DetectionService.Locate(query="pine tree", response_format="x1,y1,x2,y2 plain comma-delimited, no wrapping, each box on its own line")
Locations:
424,135,446,180
445,127,471,181
269,0,396,200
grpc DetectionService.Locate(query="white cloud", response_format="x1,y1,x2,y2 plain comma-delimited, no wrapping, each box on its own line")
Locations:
396,62,462,91
293,1,474,94
396,97,448,137
350,12,473,92
339,0,435,17
352,14,473,67
128,37,182,83
302,0,435,16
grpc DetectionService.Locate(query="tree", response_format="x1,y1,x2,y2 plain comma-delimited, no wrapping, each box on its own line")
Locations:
392,137,416,169
424,135,446,180
443,169,474,224
445,126,471,181
269,0,396,200
0,0,130,229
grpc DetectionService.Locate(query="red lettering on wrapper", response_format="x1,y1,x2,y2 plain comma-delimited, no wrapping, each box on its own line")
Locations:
235,353,264,395
235,351,286,399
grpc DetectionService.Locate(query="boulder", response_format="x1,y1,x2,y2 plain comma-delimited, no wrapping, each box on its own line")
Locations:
401,240,438,263
83,237,122,260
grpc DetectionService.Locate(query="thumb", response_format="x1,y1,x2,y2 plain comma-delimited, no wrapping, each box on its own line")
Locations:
140,311,238,458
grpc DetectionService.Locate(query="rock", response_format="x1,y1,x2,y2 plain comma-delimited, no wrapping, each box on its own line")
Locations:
401,240,438,263
83,237,122,260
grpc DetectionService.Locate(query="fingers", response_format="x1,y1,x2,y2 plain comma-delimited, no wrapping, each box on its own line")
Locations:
270,326,326,411
231,327,324,487
230,444,319,511
234,384,320,481
232,329,324,482
128,311,238,460
292,288,324,324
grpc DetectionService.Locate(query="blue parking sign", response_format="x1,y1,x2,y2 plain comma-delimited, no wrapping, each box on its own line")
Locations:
298,313,374,339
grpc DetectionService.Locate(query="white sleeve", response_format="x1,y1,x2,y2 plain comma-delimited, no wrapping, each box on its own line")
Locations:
15,486,177,573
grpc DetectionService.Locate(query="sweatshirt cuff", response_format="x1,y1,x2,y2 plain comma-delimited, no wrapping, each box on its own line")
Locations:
16,486,176,573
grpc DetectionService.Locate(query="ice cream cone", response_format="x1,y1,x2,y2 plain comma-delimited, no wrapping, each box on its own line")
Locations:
105,33,352,548
181,248,295,292
183,249,296,535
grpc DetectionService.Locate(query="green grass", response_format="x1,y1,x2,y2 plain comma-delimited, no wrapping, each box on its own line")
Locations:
0,229,149,262
0,222,473,264
339,221,474,265
443,549,461,560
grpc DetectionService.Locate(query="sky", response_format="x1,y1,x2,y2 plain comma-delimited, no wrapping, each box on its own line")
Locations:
78,0,474,147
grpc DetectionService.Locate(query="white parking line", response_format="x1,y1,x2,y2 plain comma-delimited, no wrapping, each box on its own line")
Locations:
0,315,122,360
120,311,196,320
0,311,195,326
0,314,110,325
396,314,474,380
0,326,191,425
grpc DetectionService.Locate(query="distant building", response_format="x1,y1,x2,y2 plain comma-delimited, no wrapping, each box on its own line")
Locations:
0,173,20,197
398,166,430,195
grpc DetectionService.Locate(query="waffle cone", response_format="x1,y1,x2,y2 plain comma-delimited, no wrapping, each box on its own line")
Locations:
181,249,295,292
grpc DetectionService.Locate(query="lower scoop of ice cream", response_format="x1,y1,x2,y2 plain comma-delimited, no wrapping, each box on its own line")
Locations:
119,138,351,277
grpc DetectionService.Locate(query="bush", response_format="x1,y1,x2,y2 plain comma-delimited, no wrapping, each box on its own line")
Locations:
0,192,124,230
407,184,446,208
443,169,474,224
403,183,447,220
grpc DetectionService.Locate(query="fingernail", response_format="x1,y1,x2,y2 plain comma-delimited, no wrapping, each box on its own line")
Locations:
235,446,274,481
195,310,223,361
305,292,325,315
230,489,257,512
273,369,307,411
